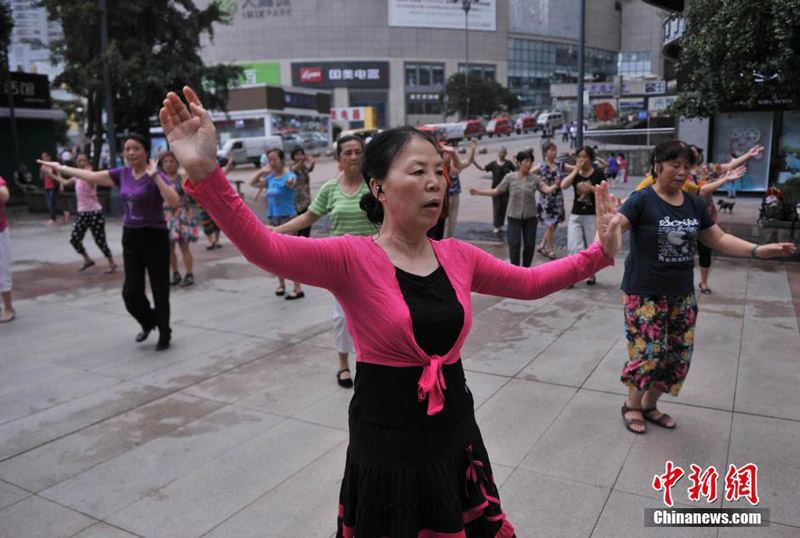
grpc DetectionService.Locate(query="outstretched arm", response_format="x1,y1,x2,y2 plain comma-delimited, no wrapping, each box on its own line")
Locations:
699,225,795,258
273,210,321,234
52,172,76,188
36,160,114,187
469,186,500,197
720,146,763,172
698,166,747,198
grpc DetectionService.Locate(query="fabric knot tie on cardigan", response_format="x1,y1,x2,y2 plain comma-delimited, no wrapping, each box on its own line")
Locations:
417,355,447,416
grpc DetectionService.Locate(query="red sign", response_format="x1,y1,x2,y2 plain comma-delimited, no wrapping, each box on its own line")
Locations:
300,67,323,83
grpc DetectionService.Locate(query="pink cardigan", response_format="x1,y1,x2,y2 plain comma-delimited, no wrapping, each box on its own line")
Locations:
186,167,614,415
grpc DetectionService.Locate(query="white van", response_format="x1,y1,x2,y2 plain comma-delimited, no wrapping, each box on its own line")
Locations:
537,111,564,130
217,136,283,168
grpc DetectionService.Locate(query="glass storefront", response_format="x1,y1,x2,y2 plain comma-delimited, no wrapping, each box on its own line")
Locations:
777,110,800,185
508,38,617,109
712,111,773,192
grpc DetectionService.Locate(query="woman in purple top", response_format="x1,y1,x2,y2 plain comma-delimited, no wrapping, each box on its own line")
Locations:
39,134,180,350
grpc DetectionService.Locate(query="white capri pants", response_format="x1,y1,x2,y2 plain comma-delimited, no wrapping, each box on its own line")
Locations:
567,214,596,255
0,228,11,293
332,300,355,354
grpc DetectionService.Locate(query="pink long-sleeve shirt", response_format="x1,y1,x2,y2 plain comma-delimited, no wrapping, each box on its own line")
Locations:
186,167,614,415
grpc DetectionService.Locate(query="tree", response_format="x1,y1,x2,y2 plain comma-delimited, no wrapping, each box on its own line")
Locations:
673,0,800,118
37,0,242,164
441,74,520,119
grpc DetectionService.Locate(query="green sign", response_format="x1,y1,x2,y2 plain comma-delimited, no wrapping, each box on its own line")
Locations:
240,63,281,86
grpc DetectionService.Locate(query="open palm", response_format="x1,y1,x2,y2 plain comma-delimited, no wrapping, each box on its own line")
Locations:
159,86,218,182
595,181,622,258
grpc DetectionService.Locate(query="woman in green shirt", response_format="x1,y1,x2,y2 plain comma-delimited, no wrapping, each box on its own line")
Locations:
273,135,374,388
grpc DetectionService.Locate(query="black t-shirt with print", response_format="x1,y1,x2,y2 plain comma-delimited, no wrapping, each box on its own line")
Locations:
619,187,715,296
485,160,517,188
570,167,606,215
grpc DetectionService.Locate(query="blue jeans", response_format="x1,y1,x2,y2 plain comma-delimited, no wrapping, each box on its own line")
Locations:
44,188,59,220
507,217,538,267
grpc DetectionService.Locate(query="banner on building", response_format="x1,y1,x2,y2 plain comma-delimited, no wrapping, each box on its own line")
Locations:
388,0,496,31
292,62,390,89
331,107,376,128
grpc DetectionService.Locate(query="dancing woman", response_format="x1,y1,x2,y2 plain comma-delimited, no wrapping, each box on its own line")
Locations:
613,141,795,434
39,134,180,350
272,134,372,387
536,142,573,259
52,154,117,273
470,150,561,267
159,86,623,537
473,146,516,234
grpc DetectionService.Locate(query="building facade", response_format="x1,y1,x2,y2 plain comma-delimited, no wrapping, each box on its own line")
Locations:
5,0,63,79
198,0,664,128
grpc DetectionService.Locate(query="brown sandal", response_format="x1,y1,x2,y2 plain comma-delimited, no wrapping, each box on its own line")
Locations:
642,407,676,429
621,403,647,434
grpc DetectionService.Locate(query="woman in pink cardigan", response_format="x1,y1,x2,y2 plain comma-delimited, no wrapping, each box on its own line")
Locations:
160,87,623,538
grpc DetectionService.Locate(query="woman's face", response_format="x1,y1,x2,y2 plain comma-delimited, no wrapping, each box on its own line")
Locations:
378,136,446,231
655,157,691,191
42,152,51,161
546,146,557,160
577,150,593,170
692,149,704,166
519,158,533,175
161,155,179,175
338,140,364,177
498,149,507,161
124,139,147,167
76,154,90,169
267,151,283,171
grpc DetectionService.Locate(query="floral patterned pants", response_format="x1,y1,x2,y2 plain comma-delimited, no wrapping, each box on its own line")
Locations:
621,293,698,396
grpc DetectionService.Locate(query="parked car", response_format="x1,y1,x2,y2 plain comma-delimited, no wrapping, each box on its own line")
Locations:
537,111,565,130
422,122,465,145
486,117,511,137
281,133,307,154
302,131,329,149
461,118,485,140
514,114,538,134
217,135,283,168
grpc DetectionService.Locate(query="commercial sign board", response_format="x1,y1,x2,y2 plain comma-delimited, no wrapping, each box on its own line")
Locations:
645,81,667,95
388,0,496,31
240,62,281,86
0,72,51,109
265,86,331,114
291,62,390,89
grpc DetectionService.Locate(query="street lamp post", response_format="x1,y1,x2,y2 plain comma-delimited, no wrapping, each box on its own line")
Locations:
457,0,476,120
576,0,586,148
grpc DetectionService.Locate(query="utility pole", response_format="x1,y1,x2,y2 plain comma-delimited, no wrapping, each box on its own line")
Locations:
98,0,120,214
457,0,476,120
576,0,586,148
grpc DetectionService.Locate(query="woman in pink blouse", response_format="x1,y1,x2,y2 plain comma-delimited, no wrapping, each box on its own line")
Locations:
160,86,624,538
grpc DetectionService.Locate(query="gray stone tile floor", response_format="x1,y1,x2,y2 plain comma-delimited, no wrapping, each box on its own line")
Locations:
1,193,798,537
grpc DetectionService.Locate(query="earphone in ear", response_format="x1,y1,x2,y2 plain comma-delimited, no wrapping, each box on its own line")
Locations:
376,185,383,195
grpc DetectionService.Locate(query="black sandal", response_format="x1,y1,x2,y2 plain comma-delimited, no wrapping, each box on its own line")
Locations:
180,273,194,286
642,407,676,429
621,403,647,434
698,284,712,294
275,286,285,296
285,291,305,300
78,260,95,272
586,276,597,285
170,272,182,286
336,368,354,388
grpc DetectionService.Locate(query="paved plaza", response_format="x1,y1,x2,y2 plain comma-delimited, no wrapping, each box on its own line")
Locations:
1,161,799,537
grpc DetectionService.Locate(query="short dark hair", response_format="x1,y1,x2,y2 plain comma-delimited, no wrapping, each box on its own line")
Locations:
290,147,305,160
124,132,150,154
336,134,365,159
515,150,534,163
267,147,285,162
651,140,695,177
359,126,439,225
542,141,557,154
576,145,596,162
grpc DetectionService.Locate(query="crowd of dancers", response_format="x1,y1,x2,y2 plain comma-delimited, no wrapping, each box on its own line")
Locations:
0,85,791,537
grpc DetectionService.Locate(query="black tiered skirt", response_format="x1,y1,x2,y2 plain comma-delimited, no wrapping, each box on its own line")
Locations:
336,361,516,538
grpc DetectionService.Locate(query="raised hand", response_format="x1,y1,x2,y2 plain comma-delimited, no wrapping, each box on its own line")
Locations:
746,145,765,159
724,166,747,183
159,86,218,183
145,158,159,177
595,181,623,259
468,187,479,196
755,243,797,259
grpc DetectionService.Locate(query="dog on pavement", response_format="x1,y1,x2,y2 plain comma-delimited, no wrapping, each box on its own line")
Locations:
717,199,736,214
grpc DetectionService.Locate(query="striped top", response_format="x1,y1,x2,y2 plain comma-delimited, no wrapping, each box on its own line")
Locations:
309,178,375,237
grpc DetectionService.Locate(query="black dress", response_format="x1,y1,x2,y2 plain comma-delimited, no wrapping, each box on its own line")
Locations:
336,266,516,538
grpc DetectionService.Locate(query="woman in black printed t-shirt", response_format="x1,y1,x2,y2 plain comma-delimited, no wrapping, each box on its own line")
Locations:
610,140,795,435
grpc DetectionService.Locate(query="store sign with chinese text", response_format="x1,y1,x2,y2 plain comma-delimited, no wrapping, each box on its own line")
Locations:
291,62,390,89
331,107,367,122
240,0,292,20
